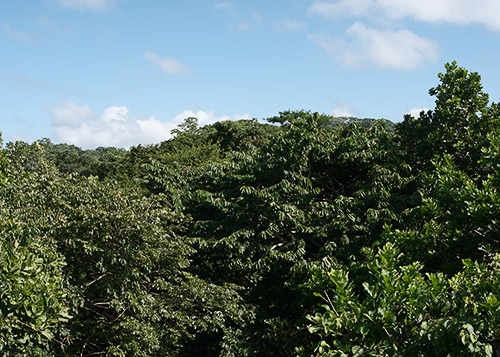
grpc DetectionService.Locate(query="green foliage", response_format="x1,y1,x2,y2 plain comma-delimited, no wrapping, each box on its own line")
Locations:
50,145,127,179
0,143,75,355
306,243,500,356
0,219,73,355
267,110,394,132
397,61,500,174
4,139,128,180
0,138,252,355
182,111,401,353
204,119,279,152
0,133,9,186
385,134,500,274
305,62,500,356
58,179,251,355
1,62,499,356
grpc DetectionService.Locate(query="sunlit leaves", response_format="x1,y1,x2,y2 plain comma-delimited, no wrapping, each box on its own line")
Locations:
307,244,500,356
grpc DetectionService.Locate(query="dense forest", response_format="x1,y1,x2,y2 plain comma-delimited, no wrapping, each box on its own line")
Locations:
1,62,499,356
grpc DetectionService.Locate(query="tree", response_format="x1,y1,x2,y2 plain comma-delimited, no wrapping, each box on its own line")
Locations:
1,138,252,356
0,139,75,355
397,61,500,174
305,63,500,355
182,112,400,354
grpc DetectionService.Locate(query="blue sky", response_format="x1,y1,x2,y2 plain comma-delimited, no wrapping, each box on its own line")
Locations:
1,0,499,148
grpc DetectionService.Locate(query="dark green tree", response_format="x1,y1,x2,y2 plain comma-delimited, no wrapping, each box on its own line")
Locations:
181,111,400,354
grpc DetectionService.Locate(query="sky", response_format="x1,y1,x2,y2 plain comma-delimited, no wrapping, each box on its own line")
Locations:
1,0,500,149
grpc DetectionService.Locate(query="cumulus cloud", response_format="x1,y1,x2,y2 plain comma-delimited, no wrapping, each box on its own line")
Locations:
331,102,358,117
233,113,252,121
173,110,228,125
172,110,251,125
50,103,171,148
50,100,249,149
406,107,430,118
310,0,500,30
54,0,115,12
144,51,190,75
50,100,94,127
309,23,438,70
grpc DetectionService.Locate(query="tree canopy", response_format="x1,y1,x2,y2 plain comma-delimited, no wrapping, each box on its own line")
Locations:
1,62,499,355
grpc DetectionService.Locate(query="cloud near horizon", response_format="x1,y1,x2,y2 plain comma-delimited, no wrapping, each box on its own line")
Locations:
50,100,250,149
331,102,358,117
309,23,439,70
407,107,430,118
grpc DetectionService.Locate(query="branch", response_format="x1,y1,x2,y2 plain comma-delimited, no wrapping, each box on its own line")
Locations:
84,272,111,287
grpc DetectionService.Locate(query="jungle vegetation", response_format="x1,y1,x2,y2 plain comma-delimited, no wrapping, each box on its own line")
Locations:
1,62,499,356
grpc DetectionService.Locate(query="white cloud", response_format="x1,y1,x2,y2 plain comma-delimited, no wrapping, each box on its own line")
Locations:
50,101,249,149
172,110,249,125
309,0,500,31
332,108,355,117
406,107,430,118
233,113,251,121
101,106,129,122
144,51,190,75
173,110,228,125
379,0,500,30
331,102,358,117
50,100,94,127
51,103,173,148
309,0,374,19
309,23,438,70
54,0,115,12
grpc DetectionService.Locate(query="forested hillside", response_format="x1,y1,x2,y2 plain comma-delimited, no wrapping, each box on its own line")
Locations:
1,62,499,356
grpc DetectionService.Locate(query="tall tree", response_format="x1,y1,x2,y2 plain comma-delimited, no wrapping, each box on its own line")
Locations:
397,61,500,174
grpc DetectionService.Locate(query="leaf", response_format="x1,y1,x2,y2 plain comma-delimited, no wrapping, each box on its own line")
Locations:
40,330,54,340
363,282,375,297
